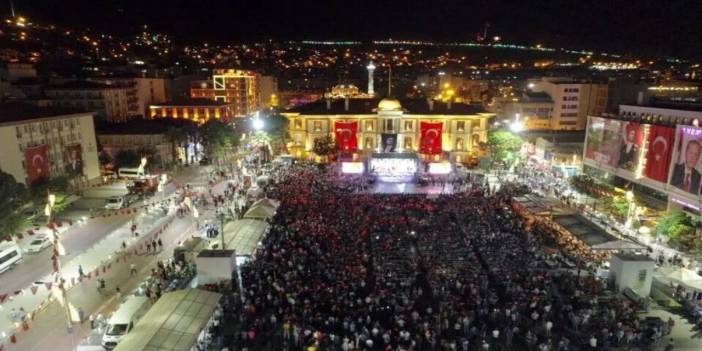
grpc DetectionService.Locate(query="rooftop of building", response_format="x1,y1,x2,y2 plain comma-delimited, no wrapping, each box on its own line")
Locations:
151,98,230,107
522,91,553,102
287,98,489,116
97,118,195,135
46,80,127,90
0,101,88,125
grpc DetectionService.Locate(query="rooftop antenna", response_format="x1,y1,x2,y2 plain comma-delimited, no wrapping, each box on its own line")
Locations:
10,0,15,17
387,65,392,97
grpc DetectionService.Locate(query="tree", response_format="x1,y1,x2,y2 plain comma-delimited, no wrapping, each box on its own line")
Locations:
261,110,289,155
164,126,187,164
487,130,522,168
200,119,239,165
312,135,338,161
115,149,140,168
0,171,28,238
655,211,697,251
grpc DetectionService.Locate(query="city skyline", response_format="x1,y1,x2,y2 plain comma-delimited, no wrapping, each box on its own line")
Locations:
7,0,702,60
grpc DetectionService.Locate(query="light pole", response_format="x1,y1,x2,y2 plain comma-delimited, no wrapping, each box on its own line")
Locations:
193,206,200,230
217,210,227,250
625,190,636,230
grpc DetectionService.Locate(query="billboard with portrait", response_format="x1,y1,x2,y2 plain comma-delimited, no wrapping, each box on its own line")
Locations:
585,117,622,168
669,126,702,196
64,144,84,176
381,133,397,153
617,122,644,173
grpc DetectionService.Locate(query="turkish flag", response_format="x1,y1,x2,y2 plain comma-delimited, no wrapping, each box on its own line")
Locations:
420,122,443,155
644,125,674,183
25,144,50,185
334,121,358,152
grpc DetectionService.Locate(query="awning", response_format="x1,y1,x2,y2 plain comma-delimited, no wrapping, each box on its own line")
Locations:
113,289,222,351
243,198,279,220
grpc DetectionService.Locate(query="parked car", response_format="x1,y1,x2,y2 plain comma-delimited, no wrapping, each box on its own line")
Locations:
105,197,125,210
26,235,52,253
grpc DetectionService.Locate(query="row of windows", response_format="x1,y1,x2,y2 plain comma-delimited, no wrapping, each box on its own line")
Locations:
298,119,480,133
16,118,82,136
561,104,578,110
560,121,578,126
560,113,579,118
562,96,579,101
563,88,580,93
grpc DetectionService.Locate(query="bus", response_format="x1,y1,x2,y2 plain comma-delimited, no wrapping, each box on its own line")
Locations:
0,241,23,274
117,168,150,180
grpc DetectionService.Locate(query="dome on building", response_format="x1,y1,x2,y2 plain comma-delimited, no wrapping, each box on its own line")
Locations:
377,98,402,111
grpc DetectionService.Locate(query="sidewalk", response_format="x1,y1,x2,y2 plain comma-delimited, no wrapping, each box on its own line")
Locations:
1,215,197,351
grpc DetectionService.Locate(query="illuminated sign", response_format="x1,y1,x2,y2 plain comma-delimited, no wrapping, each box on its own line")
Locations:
428,162,452,174
341,162,364,174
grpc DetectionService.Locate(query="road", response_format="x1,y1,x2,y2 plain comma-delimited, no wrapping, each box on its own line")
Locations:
0,177,229,351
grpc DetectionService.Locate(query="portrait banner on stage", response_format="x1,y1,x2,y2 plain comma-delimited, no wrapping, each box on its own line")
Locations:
25,144,50,184
644,125,674,183
334,121,358,152
381,133,397,153
420,122,443,155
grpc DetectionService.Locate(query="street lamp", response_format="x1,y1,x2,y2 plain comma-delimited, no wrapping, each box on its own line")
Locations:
253,118,264,131
510,113,524,133
217,210,227,250
625,190,636,229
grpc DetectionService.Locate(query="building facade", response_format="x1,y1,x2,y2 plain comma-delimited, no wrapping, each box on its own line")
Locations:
45,81,132,123
283,98,494,163
148,98,235,124
530,77,608,130
583,104,702,216
190,69,260,117
0,103,100,185
97,120,177,166
92,77,169,117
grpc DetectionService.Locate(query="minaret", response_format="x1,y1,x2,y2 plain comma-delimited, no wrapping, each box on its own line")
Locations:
366,61,376,96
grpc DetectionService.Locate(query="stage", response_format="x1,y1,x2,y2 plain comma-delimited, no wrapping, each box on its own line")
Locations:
367,182,457,194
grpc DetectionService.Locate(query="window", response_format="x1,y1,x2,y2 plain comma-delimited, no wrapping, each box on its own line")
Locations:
471,134,480,146
404,137,413,149
313,121,322,132
456,138,464,150
456,121,465,132
385,119,394,131
404,121,413,131
365,121,374,132
294,119,302,129
364,137,374,149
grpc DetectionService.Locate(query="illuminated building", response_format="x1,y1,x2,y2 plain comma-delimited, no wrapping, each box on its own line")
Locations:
529,77,608,130
583,104,702,217
45,81,133,123
148,98,234,124
283,98,494,163
366,61,376,96
0,102,100,185
326,84,374,99
97,119,184,166
0,62,36,82
190,69,261,117
503,91,554,131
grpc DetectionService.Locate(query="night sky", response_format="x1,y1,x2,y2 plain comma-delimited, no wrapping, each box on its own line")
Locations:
8,0,702,59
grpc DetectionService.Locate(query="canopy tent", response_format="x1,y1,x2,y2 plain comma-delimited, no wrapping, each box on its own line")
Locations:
114,289,221,351
243,198,279,220
591,239,647,251
219,218,269,256
552,214,641,251
656,267,702,292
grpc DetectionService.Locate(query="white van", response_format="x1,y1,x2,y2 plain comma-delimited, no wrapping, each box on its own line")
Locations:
0,241,23,274
102,296,150,349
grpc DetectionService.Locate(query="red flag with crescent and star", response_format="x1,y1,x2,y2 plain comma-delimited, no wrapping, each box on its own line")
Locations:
25,144,50,184
644,125,674,183
420,122,443,155
334,121,358,152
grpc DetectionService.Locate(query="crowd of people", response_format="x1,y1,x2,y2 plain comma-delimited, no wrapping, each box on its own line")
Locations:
226,163,656,351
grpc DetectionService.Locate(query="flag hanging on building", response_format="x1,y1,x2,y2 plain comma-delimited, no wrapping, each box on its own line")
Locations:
334,121,358,152
420,122,443,155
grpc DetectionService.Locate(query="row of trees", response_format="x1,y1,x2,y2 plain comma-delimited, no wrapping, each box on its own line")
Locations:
1,171,72,238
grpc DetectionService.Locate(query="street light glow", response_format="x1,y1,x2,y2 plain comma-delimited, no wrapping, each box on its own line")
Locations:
48,194,56,207
253,118,264,130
